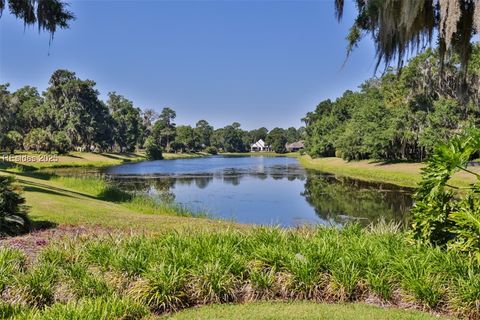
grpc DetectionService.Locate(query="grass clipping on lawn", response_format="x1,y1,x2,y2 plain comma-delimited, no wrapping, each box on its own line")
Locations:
0,225,478,319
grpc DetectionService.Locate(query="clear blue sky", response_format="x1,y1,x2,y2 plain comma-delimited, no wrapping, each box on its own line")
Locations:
0,0,376,130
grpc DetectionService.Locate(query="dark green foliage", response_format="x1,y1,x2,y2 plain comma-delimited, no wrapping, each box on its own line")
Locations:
304,47,480,161
44,70,114,151
1,69,302,155
152,107,177,151
173,125,196,152
411,128,480,260
205,146,218,155
194,120,213,148
335,0,479,78
0,0,74,40
107,92,143,152
0,176,29,237
145,137,163,160
0,131,23,154
52,131,71,154
23,128,52,152
266,128,287,154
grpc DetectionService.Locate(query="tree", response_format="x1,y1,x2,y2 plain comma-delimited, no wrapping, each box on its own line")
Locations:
23,128,52,152
52,131,71,154
222,123,247,152
12,86,44,134
285,127,300,143
5,131,23,154
145,136,163,160
0,176,30,237
266,127,287,153
152,107,177,150
194,120,213,148
0,0,74,40
248,127,268,144
174,125,196,152
335,0,480,78
107,92,143,152
43,70,114,150
303,46,480,162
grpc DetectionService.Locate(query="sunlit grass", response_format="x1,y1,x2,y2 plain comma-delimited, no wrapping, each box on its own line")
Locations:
0,225,473,319
299,156,477,189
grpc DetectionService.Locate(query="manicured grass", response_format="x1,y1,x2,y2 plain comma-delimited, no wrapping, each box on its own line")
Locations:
0,151,206,171
167,302,447,320
299,156,477,189
0,170,237,234
1,226,474,319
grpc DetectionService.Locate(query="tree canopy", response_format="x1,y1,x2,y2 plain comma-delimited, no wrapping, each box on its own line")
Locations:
336,0,479,76
0,0,74,40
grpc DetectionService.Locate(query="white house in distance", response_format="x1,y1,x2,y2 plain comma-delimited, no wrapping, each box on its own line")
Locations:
250,139,271,152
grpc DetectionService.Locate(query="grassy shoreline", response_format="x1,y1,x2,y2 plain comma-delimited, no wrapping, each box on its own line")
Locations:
0,152,476,319
0,151,207,171
299,156,477,189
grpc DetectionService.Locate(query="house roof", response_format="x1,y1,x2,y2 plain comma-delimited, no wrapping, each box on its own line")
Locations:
286,140,305,149
251,139,267,148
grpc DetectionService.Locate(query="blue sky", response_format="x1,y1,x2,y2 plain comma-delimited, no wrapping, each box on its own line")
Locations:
0,0,376,130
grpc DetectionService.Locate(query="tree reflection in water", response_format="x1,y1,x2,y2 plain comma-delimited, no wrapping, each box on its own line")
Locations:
302,172,412,226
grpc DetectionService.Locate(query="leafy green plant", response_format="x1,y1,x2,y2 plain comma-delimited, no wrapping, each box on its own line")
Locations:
145,136,163,160
0,176,30,237
411,127,480,260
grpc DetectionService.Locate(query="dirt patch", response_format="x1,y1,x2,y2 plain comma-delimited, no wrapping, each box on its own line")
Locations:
0,224,126,262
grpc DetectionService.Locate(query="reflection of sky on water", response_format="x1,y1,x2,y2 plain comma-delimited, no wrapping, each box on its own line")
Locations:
102,156,413,227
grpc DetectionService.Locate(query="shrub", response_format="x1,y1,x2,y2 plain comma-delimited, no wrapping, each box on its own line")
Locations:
52,131,71,154
0,131,23,154
145,137,163,160
0,176,30,237
411,127,480,260
23,128,53,152
205,146,218,155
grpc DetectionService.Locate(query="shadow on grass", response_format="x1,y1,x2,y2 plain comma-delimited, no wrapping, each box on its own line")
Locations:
18,180,101,201
31,220,57,232
65,153,84,159
0,160,37,172
369,159,423,166
22,184,77,199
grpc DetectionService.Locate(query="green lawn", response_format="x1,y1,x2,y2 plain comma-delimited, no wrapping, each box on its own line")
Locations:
299,156,477,189
0,170,237,234
0,151,206,171
166,302,448,320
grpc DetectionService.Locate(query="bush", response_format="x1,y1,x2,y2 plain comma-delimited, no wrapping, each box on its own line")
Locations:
0,131,23,154
2,226,479,317
23,129,52,152
205,146,218,155
0,176,30,237
52,131,71,154
145,137,163,160
411,127,480,260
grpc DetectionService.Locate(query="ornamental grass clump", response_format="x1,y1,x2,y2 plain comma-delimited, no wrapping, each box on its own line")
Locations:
1,225,479,318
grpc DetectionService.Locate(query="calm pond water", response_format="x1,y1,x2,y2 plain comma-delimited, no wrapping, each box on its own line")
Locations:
102,156,413,227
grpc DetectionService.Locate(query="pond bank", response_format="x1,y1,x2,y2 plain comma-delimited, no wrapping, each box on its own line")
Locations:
0,151,206,171
299,156,477,189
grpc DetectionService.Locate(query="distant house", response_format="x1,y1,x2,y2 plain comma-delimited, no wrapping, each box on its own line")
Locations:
250,139,271,152
285,140,305,152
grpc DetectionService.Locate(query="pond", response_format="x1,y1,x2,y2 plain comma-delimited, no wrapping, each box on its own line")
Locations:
102,155,413,227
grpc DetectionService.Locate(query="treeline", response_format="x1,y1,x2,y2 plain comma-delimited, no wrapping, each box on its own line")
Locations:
0,69,304,158
303,45,480,161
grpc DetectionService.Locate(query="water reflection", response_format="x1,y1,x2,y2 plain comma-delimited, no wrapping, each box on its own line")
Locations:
302,173,412,225
99,156,412,227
